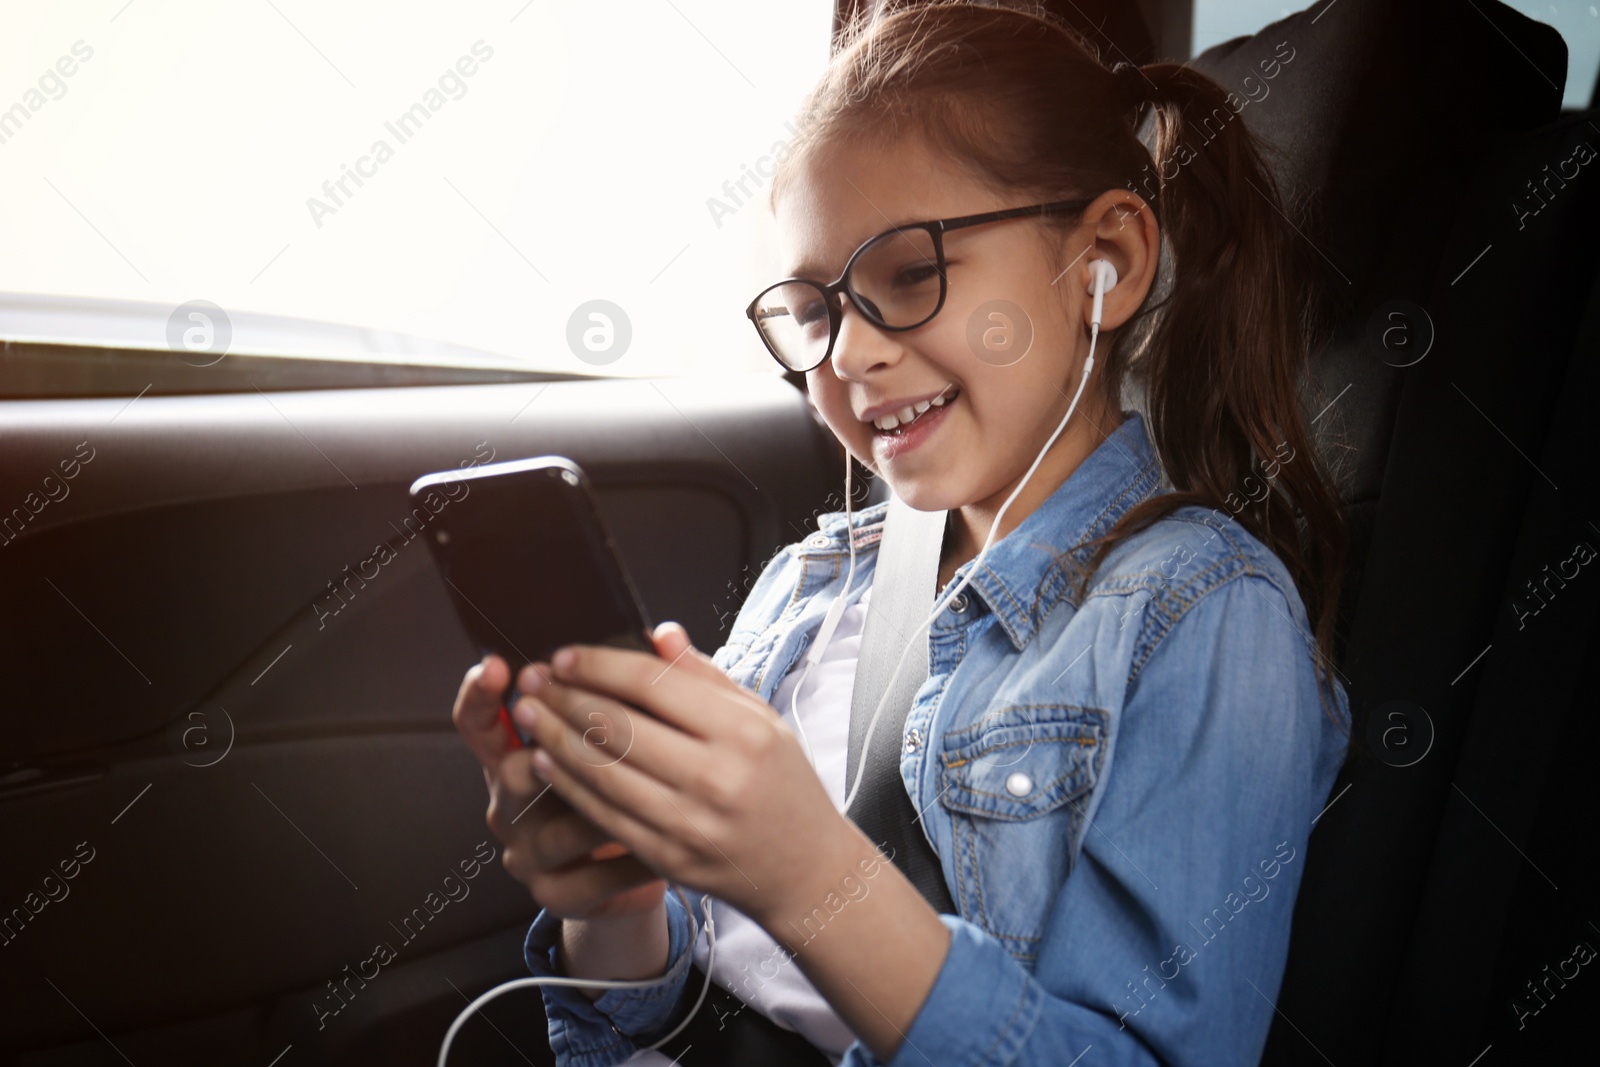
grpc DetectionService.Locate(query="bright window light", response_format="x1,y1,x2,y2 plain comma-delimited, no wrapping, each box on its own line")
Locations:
0,0,834,375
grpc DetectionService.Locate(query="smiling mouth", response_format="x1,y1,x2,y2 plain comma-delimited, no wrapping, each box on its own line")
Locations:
869,385,961,435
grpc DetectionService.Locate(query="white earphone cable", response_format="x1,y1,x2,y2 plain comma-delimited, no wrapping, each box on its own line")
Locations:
838,308,1113,819
437,882,719,1066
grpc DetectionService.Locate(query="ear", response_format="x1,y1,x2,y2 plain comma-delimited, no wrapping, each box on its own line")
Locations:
1075,189,1160,333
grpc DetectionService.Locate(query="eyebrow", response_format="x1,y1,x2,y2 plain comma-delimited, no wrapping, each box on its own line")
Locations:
786,244,852,280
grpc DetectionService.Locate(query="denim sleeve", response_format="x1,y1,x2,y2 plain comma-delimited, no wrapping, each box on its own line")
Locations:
522,887,703,1067
838,574,1341,1066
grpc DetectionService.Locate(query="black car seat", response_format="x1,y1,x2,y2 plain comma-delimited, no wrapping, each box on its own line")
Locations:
1186,0,1599,1062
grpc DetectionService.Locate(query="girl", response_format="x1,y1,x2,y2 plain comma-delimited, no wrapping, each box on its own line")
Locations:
453,2,1351,1064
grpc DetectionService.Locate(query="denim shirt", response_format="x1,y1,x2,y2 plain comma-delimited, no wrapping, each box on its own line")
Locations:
524,411,1352,1066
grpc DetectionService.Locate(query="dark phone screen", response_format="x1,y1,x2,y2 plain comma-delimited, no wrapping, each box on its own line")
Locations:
420,463,653,677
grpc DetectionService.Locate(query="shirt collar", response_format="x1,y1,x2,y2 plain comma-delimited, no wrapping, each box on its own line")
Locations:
813,500,889,550
951,411,1163,651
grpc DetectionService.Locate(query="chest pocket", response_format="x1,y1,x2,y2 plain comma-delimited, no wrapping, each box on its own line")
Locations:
937,703,1109,964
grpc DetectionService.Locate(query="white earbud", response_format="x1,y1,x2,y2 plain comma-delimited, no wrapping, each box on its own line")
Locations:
1087,259,1118,330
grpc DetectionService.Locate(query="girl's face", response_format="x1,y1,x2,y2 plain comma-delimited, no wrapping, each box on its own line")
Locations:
779,135,1114,519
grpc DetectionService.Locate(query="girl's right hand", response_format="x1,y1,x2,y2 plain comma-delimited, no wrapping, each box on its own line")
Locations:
453,651,667,921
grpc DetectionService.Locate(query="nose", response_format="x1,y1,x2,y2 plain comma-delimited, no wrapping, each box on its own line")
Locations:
828,294,902,382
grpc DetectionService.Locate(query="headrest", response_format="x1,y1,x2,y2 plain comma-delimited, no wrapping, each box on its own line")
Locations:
1188,0,1566,231
1156,0,1569,509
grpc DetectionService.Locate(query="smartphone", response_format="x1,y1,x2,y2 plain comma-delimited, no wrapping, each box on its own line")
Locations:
409,455,655,748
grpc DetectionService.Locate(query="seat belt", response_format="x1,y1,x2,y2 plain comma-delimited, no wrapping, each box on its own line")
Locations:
844,493,958,914
658,496,954,1067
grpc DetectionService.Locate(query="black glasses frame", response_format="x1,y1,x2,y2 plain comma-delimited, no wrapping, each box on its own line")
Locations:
746,198,1093,373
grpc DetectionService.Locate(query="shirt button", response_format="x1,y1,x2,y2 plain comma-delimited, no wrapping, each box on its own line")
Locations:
807,533,830,548
1005,771,1033,797
904,728,923,754
949,592,969,613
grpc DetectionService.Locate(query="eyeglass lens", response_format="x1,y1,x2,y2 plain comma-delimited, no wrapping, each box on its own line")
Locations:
753,226,942,370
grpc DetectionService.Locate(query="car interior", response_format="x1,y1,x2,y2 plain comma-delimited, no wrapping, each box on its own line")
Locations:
2,0,1596,1063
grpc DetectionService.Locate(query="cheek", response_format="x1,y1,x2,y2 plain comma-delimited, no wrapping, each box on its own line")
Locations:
916,316,980,372
963,383,1022,448
963,361,1069,459
807,378,865,442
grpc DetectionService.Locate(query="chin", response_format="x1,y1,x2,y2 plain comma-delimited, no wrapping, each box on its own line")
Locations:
881,477,961,513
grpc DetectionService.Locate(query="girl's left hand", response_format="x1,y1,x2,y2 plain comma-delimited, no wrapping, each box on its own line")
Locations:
510,622,855,926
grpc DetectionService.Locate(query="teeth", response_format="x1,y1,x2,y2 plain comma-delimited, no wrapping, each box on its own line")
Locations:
872,386,957,432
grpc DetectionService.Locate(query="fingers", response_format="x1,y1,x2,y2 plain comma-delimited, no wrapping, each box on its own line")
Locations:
522,851,667,920
491,748,631,881
652,622,688,656
489,762,612,868
590,841,631,861
538,627,757,742
496,791,664,919
455,654,513,771
468,656,657,918
517,734,674,871
650,621,723,681
512,677,703,794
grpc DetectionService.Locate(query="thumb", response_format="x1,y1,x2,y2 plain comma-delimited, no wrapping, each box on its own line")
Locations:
650,621,720,676
454,653,514,772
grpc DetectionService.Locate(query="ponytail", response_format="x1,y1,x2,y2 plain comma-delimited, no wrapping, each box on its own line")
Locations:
1083,61,1348,714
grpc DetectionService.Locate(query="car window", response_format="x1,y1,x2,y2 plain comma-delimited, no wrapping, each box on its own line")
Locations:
0,1,832,376
1193,0,1598,112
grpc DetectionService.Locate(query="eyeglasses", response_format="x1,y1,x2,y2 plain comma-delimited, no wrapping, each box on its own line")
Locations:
746,198,1092,373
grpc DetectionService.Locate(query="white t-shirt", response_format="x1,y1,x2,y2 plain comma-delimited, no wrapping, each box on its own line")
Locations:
624,579,871,1065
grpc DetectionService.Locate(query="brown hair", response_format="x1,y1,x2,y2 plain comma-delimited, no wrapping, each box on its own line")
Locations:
772,1,1348,714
